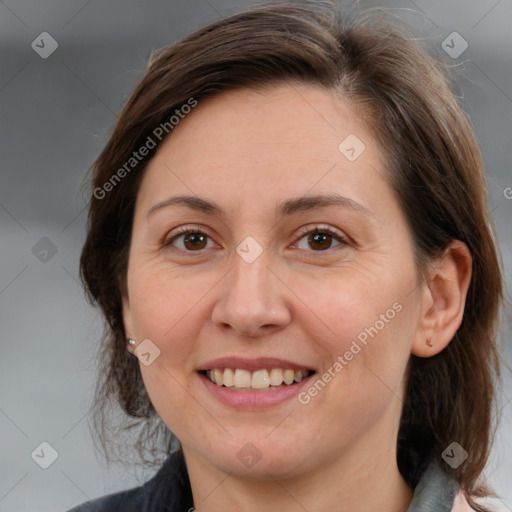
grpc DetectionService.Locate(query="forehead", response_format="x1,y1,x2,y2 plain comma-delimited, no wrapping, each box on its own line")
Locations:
163,84,369,158
136,83,389,217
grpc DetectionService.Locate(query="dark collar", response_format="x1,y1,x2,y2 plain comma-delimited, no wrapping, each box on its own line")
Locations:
406,458,458,512
141,448,193,511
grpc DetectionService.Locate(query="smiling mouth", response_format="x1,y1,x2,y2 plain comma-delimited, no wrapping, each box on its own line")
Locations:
200,368,315,391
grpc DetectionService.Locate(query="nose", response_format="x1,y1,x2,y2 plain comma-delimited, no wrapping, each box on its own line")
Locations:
211,250,292,338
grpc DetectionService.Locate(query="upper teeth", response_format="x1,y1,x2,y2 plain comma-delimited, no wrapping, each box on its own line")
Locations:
206,368,310,389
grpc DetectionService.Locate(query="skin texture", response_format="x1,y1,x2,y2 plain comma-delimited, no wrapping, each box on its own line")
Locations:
122,84,472,512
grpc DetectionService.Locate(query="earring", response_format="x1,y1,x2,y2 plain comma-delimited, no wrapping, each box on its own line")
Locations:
426,337,433,347
127,339,136,348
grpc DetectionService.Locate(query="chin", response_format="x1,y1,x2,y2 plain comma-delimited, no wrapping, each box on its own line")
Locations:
200,436,312,479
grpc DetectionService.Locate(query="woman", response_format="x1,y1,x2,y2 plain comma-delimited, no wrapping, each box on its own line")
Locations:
70,2,504,511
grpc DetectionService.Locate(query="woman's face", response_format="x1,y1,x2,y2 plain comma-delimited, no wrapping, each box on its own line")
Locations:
123,84,426,478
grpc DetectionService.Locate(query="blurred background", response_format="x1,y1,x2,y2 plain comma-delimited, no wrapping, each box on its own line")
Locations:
0,1,511,511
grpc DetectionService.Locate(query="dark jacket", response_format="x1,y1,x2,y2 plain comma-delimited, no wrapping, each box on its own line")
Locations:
67,449,463,512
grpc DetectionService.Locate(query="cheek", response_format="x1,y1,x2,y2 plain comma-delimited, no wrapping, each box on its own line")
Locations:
299,296,413,444
294,263,415,399
127,266,222,369
294,265,407,346
129,268,210,430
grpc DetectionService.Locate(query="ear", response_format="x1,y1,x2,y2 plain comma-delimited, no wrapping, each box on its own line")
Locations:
411,240,472,357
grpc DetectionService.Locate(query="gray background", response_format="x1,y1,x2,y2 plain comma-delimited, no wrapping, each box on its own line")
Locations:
0,1,511,511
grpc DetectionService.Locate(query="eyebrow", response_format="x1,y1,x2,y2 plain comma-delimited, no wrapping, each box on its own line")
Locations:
146,193,375,219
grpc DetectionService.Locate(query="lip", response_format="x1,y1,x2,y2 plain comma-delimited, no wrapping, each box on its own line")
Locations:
197,356,314,373
198,371,315,409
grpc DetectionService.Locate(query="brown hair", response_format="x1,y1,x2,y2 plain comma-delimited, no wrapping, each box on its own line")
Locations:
79,1,504,508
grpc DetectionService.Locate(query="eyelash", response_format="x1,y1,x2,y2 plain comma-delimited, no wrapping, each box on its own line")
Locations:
162,224,349,255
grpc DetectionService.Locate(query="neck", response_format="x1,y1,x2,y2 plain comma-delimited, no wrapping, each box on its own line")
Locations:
183,434,413,512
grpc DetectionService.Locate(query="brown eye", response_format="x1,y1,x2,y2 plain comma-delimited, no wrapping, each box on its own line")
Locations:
164,228,214,252
294,226,347,252
181,232,208,250
307,232,334,250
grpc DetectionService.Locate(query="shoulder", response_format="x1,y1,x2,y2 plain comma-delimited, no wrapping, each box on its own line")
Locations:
66,449,193,512
66,479,150,512
66,485,145,512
